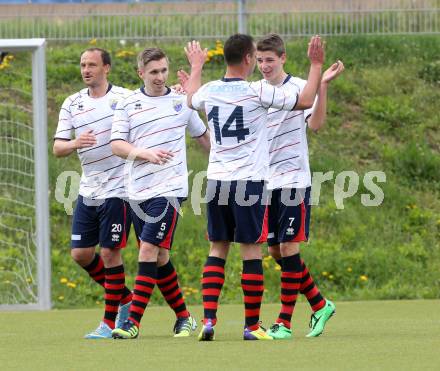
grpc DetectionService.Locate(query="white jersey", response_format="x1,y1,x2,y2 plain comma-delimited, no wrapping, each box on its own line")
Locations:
266,75,315,190
111,87,207,201
54,85,132,199
192,78,299,181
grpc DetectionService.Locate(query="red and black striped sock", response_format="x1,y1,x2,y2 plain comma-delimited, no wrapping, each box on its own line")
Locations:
103,265,126,329
157,260,189,318
276,254,302,329
299,259,325,312
242,259,264,331
83,253,132,305
83,253,105,286
120,286,132,305
201,256,225,326
128,262,157,327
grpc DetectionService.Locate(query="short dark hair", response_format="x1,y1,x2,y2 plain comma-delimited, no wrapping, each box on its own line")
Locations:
81,48,111,66
137,47,168,69
224,34,255,66
256,34,285,57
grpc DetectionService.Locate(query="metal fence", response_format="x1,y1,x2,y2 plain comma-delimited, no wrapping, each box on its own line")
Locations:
0,0,439,41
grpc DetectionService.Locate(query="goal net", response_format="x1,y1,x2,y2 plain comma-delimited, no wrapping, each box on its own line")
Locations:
0,39,51,310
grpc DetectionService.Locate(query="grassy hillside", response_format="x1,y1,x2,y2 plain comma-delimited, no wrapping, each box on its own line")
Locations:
0,35,439,308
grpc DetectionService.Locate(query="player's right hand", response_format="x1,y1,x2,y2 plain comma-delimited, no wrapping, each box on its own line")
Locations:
184,40,208,69
74,129,97,149
143,149,174,165
307,35,325,66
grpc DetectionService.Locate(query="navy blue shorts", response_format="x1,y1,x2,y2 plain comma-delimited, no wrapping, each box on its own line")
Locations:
71,196,131,249
207,180,268,244
130,197,183,250
267,187,311,246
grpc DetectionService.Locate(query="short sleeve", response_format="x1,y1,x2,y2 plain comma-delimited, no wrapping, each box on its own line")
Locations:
187,110,207,138
191,83,209,111
111,100,130,142
250,80,298,111
54,97,74,140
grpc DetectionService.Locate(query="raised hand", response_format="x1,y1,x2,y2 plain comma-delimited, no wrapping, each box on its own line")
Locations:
322,60,345,84
307,35,325,66
177,69,190,92
74,129,96,149
184,40,208,69
170,82,186,94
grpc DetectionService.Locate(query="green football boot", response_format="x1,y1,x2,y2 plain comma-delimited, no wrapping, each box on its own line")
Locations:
306,299,335,337
266,323,292,340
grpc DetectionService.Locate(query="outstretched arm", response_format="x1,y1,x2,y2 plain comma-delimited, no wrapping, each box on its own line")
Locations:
308,60,345,132
295,35,324,110
181,40,208,108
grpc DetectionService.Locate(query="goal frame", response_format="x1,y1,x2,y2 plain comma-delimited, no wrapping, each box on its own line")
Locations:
0,39,51,310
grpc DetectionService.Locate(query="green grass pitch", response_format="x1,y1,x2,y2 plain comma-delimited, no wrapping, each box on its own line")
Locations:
1,301,439,370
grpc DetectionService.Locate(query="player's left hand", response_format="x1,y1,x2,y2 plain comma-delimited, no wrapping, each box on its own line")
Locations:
177,69,190,92
170,82,186,94
322,60,345,84
307,35,325,66
184,40,208,69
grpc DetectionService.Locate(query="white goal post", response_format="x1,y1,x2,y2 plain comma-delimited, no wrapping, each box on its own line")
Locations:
0,39,51,310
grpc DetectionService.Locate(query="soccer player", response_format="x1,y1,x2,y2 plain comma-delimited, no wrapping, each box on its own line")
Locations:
256,34,345,339
181,34,323,340
110,47,210,339
53,48,133,339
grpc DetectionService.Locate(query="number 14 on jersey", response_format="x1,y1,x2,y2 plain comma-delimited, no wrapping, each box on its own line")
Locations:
208,105,250,145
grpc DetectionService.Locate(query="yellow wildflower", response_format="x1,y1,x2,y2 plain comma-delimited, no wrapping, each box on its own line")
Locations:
58,296,64,301
329,274,334,280
89,38,97,45
116,50,135,58
275,265,281,271
322,271,328,276
60,278,68,284
360,275,368,282
206,41,224,63
347,267,352,272
67,282,77,288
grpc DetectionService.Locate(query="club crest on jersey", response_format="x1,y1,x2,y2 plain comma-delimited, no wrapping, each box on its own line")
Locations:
173,100,183,112
135,102,142,110
109,99,118,110
78,103,84,111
